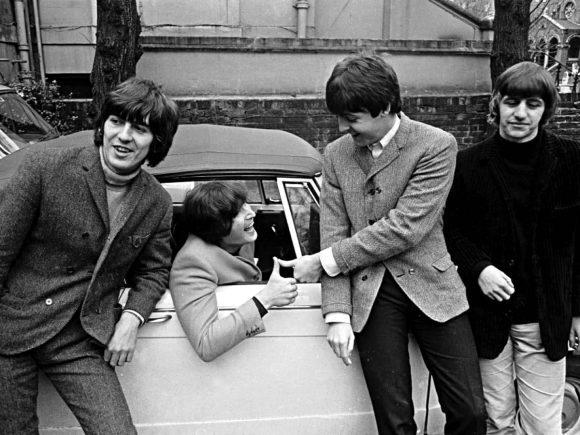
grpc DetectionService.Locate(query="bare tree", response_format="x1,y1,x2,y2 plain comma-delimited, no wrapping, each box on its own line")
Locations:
491,0,533,85
91,0,143,110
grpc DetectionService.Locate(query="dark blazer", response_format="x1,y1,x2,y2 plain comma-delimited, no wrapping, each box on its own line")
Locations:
444,130,580,360
320,113,468,332
170,234,265,362
0,143,172,355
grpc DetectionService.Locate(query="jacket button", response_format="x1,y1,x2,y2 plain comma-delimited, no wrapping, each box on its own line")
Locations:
508,259,515,267
361,275,368,281
45,298,53,306
408,268,416,275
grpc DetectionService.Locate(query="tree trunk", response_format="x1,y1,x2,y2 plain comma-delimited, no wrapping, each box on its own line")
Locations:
91,0,143,111
491,0,532,86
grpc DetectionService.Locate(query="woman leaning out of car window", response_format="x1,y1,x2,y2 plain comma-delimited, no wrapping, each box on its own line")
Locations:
169,181,298,362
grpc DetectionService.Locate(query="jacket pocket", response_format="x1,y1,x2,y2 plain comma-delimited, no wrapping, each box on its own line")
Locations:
432,253,455,272
129,233,150,249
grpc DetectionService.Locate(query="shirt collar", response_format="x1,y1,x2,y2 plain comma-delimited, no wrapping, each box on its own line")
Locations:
369,115,400,152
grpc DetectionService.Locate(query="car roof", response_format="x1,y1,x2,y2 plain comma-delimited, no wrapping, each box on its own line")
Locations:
151,124,322,181
0,124,322,187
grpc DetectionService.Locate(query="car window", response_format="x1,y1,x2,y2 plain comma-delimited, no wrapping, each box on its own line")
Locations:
0,92,57,144
282,181,320,255
162,178,297,280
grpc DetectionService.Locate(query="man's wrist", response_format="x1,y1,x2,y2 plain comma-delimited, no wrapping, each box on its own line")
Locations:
122,309,144,326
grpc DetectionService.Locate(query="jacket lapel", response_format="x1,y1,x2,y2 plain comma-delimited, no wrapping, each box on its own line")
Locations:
108,172,147,240
81,147,110,232
365,113,406,180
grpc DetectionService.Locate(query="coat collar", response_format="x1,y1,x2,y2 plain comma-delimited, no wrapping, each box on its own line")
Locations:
352,112,408,177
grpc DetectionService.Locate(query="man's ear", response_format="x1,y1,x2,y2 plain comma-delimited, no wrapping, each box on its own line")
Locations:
381,104,391,116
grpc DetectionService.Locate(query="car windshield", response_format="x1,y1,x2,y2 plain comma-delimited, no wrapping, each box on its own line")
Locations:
0,92,58,146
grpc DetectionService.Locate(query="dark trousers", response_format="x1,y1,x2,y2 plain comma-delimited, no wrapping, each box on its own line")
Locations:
356,273,486,435
0,314,136,435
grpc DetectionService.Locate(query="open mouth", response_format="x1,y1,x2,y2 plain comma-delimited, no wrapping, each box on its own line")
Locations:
244,222,255,232
113,145,133,154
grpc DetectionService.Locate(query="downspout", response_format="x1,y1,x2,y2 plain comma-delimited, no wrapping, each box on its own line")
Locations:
32,0,46,83
294,0,310,39
13,0,30,76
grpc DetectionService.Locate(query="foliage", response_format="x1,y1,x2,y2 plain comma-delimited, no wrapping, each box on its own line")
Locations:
9,77,78,135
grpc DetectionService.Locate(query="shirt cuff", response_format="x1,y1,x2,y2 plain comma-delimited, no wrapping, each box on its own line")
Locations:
320,247,341,277
123,309,145,326
324,312,351,324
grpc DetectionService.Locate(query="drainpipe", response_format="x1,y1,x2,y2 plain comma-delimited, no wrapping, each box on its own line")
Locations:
32,0,46,84
13,0,30,76
294,0,310,39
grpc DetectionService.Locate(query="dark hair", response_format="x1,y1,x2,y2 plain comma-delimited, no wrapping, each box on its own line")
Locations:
183,181,247,245
94,77,179,167
488,61,559,126
325,54,402,117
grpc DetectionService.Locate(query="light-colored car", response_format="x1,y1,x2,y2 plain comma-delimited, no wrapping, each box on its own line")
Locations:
0,125,480,434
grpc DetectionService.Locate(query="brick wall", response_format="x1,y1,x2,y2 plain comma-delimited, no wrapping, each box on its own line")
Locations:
62,92,580,152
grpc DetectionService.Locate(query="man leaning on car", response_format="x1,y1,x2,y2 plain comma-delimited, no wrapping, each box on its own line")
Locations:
0,77,179,434
281,53,486,435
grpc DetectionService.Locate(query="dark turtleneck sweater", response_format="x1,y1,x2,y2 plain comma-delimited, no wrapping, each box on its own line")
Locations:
496,132,541,324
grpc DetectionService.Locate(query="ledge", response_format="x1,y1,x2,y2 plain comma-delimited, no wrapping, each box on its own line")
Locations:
141,36,492,55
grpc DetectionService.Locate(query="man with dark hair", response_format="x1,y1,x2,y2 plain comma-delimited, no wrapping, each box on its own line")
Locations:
444,61,580,434
0,77,179,434
282,54,486,434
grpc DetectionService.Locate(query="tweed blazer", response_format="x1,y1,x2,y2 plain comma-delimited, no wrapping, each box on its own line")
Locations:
0,143,172,355
320,113,468,332
170,234,265,362
444,131,580,360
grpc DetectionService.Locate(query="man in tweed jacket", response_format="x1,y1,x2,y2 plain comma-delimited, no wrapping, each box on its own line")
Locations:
284,55,485,434
0,78,178,434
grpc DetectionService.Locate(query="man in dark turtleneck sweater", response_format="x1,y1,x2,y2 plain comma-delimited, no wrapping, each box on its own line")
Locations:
444,61,580,434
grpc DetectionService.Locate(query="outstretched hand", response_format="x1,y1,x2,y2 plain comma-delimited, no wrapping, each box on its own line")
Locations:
255,257,299,309
278,253,323,283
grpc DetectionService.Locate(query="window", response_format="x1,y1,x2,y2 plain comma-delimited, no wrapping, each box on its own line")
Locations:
162,178,299,280
279,179,321,256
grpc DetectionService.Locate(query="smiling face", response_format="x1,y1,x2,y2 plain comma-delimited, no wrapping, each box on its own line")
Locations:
498,95,545,143
336,109,395,148
101,115,154,175
219,203,257,253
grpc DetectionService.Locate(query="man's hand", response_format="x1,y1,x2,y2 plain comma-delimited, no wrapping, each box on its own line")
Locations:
327,322,355,366
104,311,140,367
569,316,580,355
278,253,323,283
255,257,298,309
478,265,515,302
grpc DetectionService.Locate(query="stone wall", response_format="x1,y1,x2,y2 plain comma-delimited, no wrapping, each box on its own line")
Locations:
62,92,580,152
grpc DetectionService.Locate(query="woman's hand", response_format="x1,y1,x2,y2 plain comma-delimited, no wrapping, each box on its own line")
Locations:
255,257,298,309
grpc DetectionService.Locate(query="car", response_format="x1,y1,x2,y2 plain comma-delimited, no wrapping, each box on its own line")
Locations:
0,124,449,434
0,84,59,157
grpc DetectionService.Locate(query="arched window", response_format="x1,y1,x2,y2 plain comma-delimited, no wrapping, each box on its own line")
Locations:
569,37,580,61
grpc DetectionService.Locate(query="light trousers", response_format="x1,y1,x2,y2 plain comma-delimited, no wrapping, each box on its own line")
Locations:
479,323,565,435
